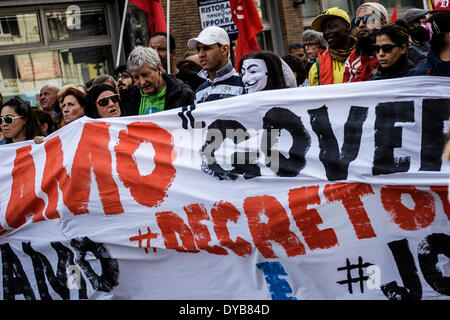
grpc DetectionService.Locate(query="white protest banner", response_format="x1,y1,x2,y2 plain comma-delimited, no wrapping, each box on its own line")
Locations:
0,76,449,300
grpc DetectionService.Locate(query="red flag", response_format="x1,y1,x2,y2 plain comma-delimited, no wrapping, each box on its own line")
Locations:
229,0,264,70
129,0,166,34
389,4,398,22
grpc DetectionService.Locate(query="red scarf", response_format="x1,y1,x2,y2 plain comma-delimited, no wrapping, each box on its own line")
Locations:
317,50,334,85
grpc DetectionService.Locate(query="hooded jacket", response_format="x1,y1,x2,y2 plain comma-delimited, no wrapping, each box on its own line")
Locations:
407,50,450,77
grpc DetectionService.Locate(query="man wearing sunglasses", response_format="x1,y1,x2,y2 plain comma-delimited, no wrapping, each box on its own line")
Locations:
126,46,194,115
343,2,389,82
114,64,140,117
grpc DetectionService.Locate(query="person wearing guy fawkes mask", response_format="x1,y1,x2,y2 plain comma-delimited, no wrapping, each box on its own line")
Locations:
343,2,389,82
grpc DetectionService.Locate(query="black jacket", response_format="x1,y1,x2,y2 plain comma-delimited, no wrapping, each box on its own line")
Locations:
369,54,416,81
122,73,194,116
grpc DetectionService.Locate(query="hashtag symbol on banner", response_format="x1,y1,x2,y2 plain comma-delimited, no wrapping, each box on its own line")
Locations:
178,105,206,129
129,227,158,254
337,256,373,294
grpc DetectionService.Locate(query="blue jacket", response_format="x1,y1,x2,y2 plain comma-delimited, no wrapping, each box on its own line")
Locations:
408,50,450,77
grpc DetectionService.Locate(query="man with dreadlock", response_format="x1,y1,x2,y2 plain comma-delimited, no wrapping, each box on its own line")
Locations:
308,7,356,85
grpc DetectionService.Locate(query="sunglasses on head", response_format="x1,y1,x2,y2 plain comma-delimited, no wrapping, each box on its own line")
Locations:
0,115,23,125
96,94,120,107
372,44,400,53
352,14,372,26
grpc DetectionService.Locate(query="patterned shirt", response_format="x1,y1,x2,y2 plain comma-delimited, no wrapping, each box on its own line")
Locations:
195,60,244,104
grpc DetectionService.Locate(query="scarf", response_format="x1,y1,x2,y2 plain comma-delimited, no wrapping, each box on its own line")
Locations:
318,37,356,85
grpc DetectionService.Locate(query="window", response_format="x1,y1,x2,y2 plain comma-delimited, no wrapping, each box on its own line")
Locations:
254,0,282,54
0,13,41,46
0,3,114,106
46,8,108,41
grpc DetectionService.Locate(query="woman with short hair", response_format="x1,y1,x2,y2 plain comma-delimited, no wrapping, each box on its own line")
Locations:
59,86,87,125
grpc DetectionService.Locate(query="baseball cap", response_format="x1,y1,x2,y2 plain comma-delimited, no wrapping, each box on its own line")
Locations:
311,7,351,32
403,8,429,23
187,26,230,49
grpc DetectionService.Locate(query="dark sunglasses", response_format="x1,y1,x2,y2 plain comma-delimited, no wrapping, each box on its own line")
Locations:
352,14,372,26
0,115,23,125
372,44,400,53
96,94,120,107
114,73,131,80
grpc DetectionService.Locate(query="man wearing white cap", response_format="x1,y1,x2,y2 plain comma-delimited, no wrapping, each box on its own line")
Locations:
187,26,244,104
344,2,389,82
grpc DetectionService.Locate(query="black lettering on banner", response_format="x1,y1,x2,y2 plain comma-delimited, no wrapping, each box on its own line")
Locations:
373,101,414,176
308,105,368,181
381,239,422,300
201,119,260,180
178,105,205,129
22,242,87,300
418,233,450,296
70,237,119,292
1,243,35,300
262,107,311,177
420,99,450,171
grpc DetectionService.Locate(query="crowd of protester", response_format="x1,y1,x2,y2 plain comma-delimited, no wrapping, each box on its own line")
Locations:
0,2,448,146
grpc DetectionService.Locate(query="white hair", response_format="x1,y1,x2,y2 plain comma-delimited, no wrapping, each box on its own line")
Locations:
127,46,162,72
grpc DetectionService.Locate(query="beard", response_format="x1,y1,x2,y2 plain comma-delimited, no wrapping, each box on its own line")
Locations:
356,32,377,56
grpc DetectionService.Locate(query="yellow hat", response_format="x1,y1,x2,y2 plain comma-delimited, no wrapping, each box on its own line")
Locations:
311,7,351,32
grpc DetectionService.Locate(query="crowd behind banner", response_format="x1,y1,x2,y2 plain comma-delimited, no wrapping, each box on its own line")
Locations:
0,0,449,301
1,2,449,146
0,77,448,300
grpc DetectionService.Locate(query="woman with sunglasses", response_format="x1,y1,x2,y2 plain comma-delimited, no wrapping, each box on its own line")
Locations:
369,23,416,80
0,96,43,144
85,84,121,119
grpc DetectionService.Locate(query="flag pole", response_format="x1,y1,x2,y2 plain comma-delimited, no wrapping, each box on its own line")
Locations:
116,0,129,69
166,0,171,74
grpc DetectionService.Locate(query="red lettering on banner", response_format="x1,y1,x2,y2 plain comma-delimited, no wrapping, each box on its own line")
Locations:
5,146,46,228
381,186,436,230
156,211,199,253
430,186,450,220
115,122,176,208
184,204,228,255
210,201,252,257
41,124,123,216
289,186,338,250
324,183,376,239
243,195,306,258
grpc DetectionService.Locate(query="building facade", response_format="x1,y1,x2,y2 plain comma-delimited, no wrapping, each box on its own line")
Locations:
0,0,428,105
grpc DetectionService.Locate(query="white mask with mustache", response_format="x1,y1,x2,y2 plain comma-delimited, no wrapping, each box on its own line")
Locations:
240,59,268,93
